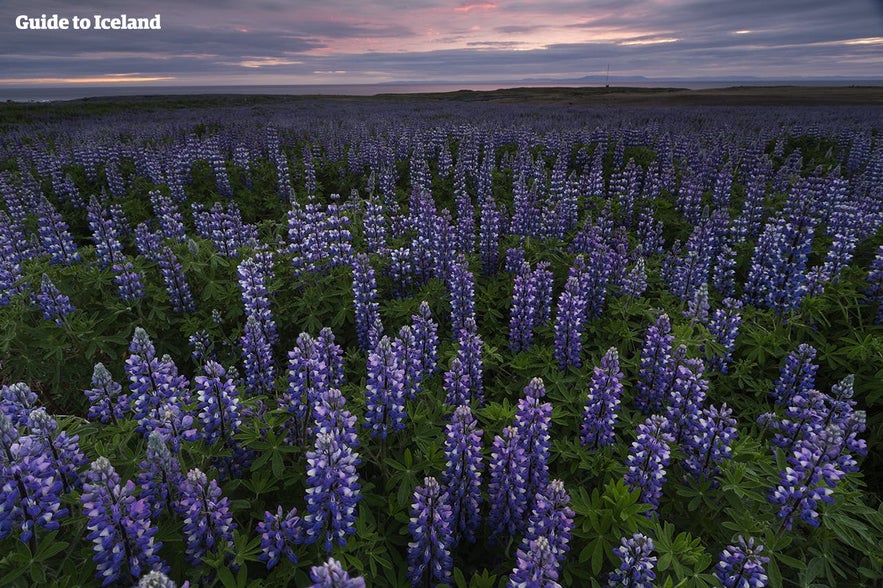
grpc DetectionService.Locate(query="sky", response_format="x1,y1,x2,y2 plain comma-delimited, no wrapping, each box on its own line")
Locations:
2,0,883,87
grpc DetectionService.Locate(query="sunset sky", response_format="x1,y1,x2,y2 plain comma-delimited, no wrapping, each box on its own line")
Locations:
2,0,882,86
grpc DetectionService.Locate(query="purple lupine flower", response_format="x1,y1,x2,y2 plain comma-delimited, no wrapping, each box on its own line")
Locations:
707,297,742,373
682,403,738,483
515,377,552,517
303,432,361,552
622,257,648,298
508,536,561,588
137,430,184,517
27,407,86,493
309,557,366,588
157,247,195,314
771,344,817,406
635,313,674,414
441,405,484,546
237,252,278,346
713,244,737,298
664,358,709,445
84,362,126,424
407,476,454,587
363,196,387,254
189,331,214,367
715,536,769,588
0,415,68,543
510,262,538,352
364,336,407,439
352,253,382,351
135,570,183,587
505,246,526,274
608,533,656,588
81,457,165,586
178,468,236,566
1,382,38,426
479,195,503,275
35,273,74,326
581,347,623,449
242,314,275,396
194,360,241,446
683,282,710,324
553,276,587,370
767,389,828,455
769,424,852,530
531,261,554,326
443,357,471,408
281,332,329,445
36,198,80,265
317,327,345,389
412,301,439,377
522,479,574,564
312,387,359,449
624,414,674,511
125,329,190,433
448,255,475,339
87,196,124,268
488,426,529,542
112,259,146,303
455,317,484,406
135,222,162,261
865,245,883,322
393,325,423,400
150,191,186,243
257,505,301,569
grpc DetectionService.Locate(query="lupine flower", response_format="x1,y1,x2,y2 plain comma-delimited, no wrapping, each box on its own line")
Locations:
178,468,236,566
242,314,275,396
508,536,561,588
624,415,674,511
309,557,366,588
1,382,38,426
393,325,423,400
364,336,407,439
479,195,503,275
715,536,769,588
607,533,656,588
454,317,484,405
769,424,853,530
684,282,710,324
448,255,475,338
0,414,68,543
707,298,743,373
257,505,301,569
303,432,361,552
441,405,483,546
81,457,165,586
664,358,709,445
126,330,190,433
282,332,329,446
317,327,346,389
194,361,241,446
622,258,648,298
515,378,552,516
635,314,674,414
84,362,126,424
352,253,382,351
581,347,624,448
150,191,187,242
682,403,738,483
27,407,86,493
237,252,277,345
137,430,184,517
157,247,195,314
135,570,184,588
522,479,574,563
35,273,74,325
112,259,146,303
865,245,883,322
553,276,587,370
443,357,471,408
412,301,439,377
510,262,538,352
488,426,529,542
771,344,817,406
312,388,359,449
36,199,80,265
407,476,454,587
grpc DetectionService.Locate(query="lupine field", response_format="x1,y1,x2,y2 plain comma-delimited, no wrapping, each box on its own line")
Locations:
1,93,882,587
